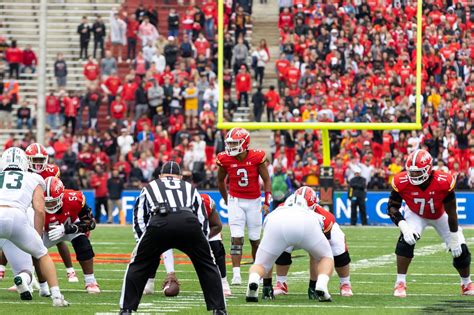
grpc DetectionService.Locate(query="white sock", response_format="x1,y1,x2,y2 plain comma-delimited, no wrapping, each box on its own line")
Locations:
249,272,260,284
19,272,32,285
50,286,61,299
233,267,241,276
84,274,96,285
461,276,471,286
276,275,288,284
0,265,5,272
162,249,175,273
146,278,155,286
397,274,407,284
40,281,49,291
339,276,350,285
66,267,75,274
316,274,330,289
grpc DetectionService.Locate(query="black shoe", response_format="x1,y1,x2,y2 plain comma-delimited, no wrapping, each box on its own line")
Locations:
315,289,332,302
262,286,274,300
212,310,227,315
246,282,259,302
119,309,133,315
308,287,317,300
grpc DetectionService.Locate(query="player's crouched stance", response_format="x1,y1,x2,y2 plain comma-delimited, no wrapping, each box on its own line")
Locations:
245,190,334,303
388,149,474,297
38,177,100,295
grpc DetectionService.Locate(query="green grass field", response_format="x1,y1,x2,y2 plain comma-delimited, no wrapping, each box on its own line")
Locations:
1,225,474,314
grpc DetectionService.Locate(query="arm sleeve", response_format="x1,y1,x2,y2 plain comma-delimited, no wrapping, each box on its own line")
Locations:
387,189,404,225
193,187,208,237
133,189,149,241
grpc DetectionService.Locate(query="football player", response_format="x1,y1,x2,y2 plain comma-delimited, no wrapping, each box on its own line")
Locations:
245,188,334,303
38,176,100,294
388,149,474,297
26,143,79,283
217,127,272,285
270,186,353,298
0,147,69,306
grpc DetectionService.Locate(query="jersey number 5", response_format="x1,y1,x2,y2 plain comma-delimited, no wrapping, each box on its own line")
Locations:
414,198,435,215
236,168,249,187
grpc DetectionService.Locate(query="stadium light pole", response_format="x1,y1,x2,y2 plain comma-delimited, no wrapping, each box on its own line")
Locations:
36,0,47,144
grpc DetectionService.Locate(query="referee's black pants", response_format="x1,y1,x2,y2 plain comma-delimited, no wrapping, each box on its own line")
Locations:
120,211,226,312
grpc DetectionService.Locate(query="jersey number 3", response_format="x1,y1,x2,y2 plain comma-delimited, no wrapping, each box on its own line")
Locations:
236,168,249,187
414,198,435,215
0,171,23,190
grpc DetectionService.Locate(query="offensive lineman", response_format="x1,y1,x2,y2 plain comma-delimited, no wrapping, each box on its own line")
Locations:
270,187,353,298
388,149,474,297
0,147,68,306
246,188,334,302
38,176,99,295
217,127,272,285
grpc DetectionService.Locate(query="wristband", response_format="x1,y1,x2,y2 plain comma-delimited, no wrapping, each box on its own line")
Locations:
64,224,79,235
264,192,272,206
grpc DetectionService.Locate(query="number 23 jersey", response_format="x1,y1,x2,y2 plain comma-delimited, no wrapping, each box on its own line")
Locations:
45,189,85,231
216,149,266,199
392,170,456,220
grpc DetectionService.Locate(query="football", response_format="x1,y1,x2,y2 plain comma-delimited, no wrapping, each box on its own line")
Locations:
163,274,180,297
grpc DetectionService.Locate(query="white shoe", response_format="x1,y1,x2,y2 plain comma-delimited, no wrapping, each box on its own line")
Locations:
31,274,40,291
143,281,155,295
85,282,101,294
14,275,32,300
67,271,79,283
52,295,69,307
39,287,51,297
231,274,242,285
222,278,232,296
315,282,332,302
245,281,259,302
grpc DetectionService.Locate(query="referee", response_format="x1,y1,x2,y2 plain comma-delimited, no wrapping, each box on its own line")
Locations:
119,161,227,314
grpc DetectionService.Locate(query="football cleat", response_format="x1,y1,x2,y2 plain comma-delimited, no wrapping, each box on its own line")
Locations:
222,278,232,297
7,285,17,292
14,275,32,300
340,283,353,297
262,286,274,300
461,282,474,296
315,282,332,302
393,282,407,298
67,271,79,283
52,295,69,307
0,270,4,280
231,274,242,285
246,282,259,302
308,287,317,300
85,283,101,294
273,281,288,295
143,280,155,295
212,310,227,315
39,287,51,297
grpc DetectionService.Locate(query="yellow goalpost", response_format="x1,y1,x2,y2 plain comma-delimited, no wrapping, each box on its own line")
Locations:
217,0,423,166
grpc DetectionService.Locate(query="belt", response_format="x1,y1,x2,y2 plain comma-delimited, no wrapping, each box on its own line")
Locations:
152,206,194,216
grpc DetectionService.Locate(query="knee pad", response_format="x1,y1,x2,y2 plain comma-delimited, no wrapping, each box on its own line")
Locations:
210,241,226,260
71,235,95,261
334,251,351,268
395,235,415,258
275,251,292,266
453,244,471,270
230,244,243,256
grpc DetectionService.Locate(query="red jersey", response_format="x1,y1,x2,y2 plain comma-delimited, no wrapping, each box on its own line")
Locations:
392,170,456,220
314,204,335,234
83,62,99,81
201,194,215,217
216,149,266,199
45,190,85,231
39,164,60,179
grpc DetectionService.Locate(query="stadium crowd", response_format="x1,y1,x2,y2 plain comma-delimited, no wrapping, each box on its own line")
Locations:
0,0,473,194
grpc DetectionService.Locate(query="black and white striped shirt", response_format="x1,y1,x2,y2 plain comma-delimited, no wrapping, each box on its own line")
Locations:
133,177,208,241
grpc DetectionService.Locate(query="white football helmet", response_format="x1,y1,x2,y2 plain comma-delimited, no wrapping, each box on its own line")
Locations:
1,147,29,172
283,192,310,210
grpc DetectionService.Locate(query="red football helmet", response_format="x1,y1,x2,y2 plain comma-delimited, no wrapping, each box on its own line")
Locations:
405,149,433,185
224,128,250,156
25,143,48,173
294,186,319,210
201,194,215,217
44,176,65,214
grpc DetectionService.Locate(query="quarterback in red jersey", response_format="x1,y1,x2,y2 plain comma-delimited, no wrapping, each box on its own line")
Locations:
25,143,80,283
269,187,353,299
217,128,272,285
388,149,474,297
39,177,100,294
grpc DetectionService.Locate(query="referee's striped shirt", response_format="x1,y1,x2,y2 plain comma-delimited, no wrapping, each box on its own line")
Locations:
133,176,208,241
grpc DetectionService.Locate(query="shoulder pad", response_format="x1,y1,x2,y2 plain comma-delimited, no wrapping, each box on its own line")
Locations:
216,152,228,166
249,149,267,164
392,172,409,192
433,170,456,192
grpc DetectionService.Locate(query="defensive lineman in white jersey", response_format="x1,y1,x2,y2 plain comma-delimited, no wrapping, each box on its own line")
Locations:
0,147,68,306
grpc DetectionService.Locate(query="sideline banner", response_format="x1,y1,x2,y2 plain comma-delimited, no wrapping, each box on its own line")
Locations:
83,190,474,225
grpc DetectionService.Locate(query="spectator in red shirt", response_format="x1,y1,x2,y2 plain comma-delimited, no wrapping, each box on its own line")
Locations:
278,7,293,30
235,65,251,107
265,85,280,122
202,0,216,39
83,56,100,85
90,164,109,223
121,75,138,117
53,135,70,160
110,95,127,126
21,44,37,76
63,91,80,135
126,14,139,62
194,32,210,58
101,70,123,108
5,40,22,79
45,91,60,129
